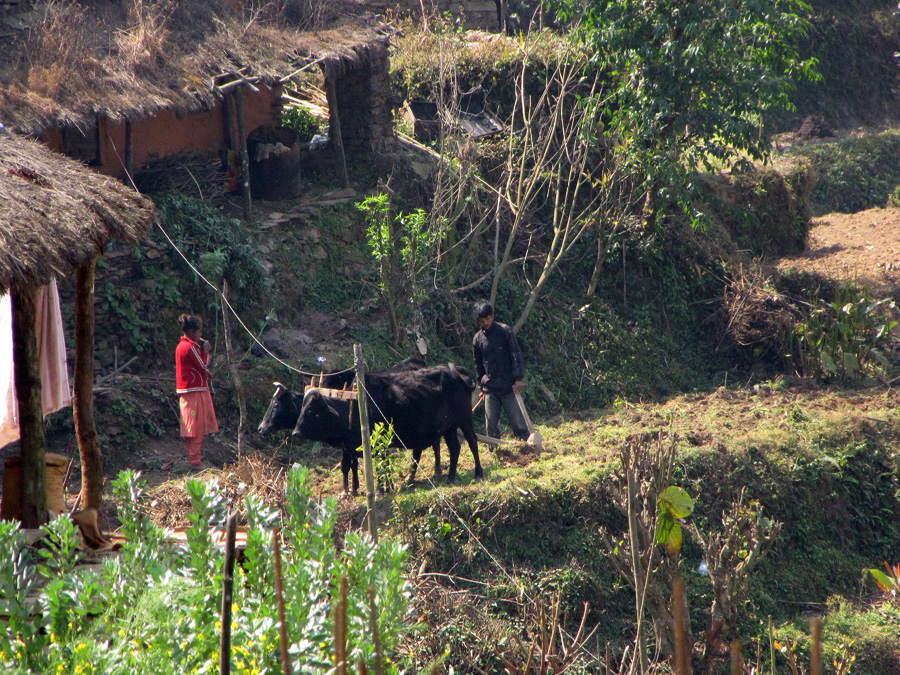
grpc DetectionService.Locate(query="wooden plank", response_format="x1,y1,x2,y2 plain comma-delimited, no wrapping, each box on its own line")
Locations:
304,385,358,400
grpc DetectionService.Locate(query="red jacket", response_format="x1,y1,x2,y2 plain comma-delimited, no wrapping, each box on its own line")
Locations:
175,336,209,393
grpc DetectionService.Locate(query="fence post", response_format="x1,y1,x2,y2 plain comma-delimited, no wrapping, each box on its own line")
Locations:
354,344,378,542
273,528,292,675
219,511,238,675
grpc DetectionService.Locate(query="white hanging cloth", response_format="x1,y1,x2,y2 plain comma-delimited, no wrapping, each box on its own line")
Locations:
0,279,73,448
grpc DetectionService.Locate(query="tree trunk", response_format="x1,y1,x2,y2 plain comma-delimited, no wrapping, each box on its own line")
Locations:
626,463,649,675
326,77,350,189
233,87,252,220
12,287,47,528
74,258,105,517
587,221,611,297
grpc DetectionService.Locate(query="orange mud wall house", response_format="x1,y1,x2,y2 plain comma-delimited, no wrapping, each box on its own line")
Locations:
41,86,282,181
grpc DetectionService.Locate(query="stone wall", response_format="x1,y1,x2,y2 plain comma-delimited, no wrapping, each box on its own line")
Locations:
329,43,396,155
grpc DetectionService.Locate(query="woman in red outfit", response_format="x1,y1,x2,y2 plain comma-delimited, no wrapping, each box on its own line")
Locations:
175,314,218,468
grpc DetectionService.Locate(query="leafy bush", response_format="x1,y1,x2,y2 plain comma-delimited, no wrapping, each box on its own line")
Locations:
371,422,401,493
700,164,814,256
99,283,152,353
280,106,320,144
793,291,898,381
793,131,900,213
887,185,900,208
154,192,269,300
0,466,411,674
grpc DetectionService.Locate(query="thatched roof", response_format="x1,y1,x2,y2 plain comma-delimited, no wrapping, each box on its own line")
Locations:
0,132,156,292
0,0,389,135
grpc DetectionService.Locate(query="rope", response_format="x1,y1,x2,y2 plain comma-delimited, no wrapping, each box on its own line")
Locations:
105,132,601,670
357,369,603,670
104,130,355,380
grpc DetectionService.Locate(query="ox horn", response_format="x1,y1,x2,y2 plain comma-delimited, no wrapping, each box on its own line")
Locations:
272,382,287,391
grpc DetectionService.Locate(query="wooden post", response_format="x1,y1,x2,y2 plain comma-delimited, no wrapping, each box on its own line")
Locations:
368,587,385,675
11,286,47,528
232,87,252,220
334,575,348,675
222,93,236,152
273,529,292,675
672,574,692,675
810,616,823,675
729,640,743,675
219,511,239,675
74,258,104,516
354,344,377,542
124,121,134,179
221,280,247,456
325,76,350,189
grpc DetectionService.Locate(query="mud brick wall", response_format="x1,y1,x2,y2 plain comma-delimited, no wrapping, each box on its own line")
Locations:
331,44,396,155
399,0,502,31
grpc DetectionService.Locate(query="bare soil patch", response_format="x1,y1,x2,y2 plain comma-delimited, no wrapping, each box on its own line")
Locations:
776,207,900,295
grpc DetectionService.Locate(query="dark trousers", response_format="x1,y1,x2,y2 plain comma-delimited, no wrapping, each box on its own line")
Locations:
485,391,529,441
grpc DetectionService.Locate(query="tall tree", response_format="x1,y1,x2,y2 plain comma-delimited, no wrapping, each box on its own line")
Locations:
563,0,818,229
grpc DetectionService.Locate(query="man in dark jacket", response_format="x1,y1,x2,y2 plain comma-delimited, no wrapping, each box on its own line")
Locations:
472,301,529,441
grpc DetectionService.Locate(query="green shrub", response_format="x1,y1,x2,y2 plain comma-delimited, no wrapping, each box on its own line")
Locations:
792,131,900,213
887,185,900,207
280,106,320,143
0,467,411,674
792,289,899,381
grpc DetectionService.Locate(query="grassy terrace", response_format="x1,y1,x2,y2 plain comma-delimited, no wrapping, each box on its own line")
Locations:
385,382,900,672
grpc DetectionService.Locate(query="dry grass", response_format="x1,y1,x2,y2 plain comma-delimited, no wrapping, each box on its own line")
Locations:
0,0,385,135
391,16,573,98
146,452,287,528
23,0,95,99
719,263,798,362
0,132,155,292
245,0,335,31
115,0,176,70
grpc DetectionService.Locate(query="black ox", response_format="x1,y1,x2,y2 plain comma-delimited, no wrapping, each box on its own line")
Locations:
293,363,482,496
257,358,444,483
257,357,428,436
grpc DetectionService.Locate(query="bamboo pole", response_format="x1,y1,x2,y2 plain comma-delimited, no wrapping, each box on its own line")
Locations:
673,573,692,675
222,280,247,456
810,616,823,675
233,87,252,219
219,511,239,675
768,616,775,675
368,587,384,675
273,529,292,675
730,640,743,675
12,287,47,528
354,344,377,542
334,575,348,675
74,258,104,517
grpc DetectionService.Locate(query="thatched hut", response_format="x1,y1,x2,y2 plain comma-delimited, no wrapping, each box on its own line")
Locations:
0,0,395,201
0,131,156,527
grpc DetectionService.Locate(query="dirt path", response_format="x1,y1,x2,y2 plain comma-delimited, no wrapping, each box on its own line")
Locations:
776,207,900,295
